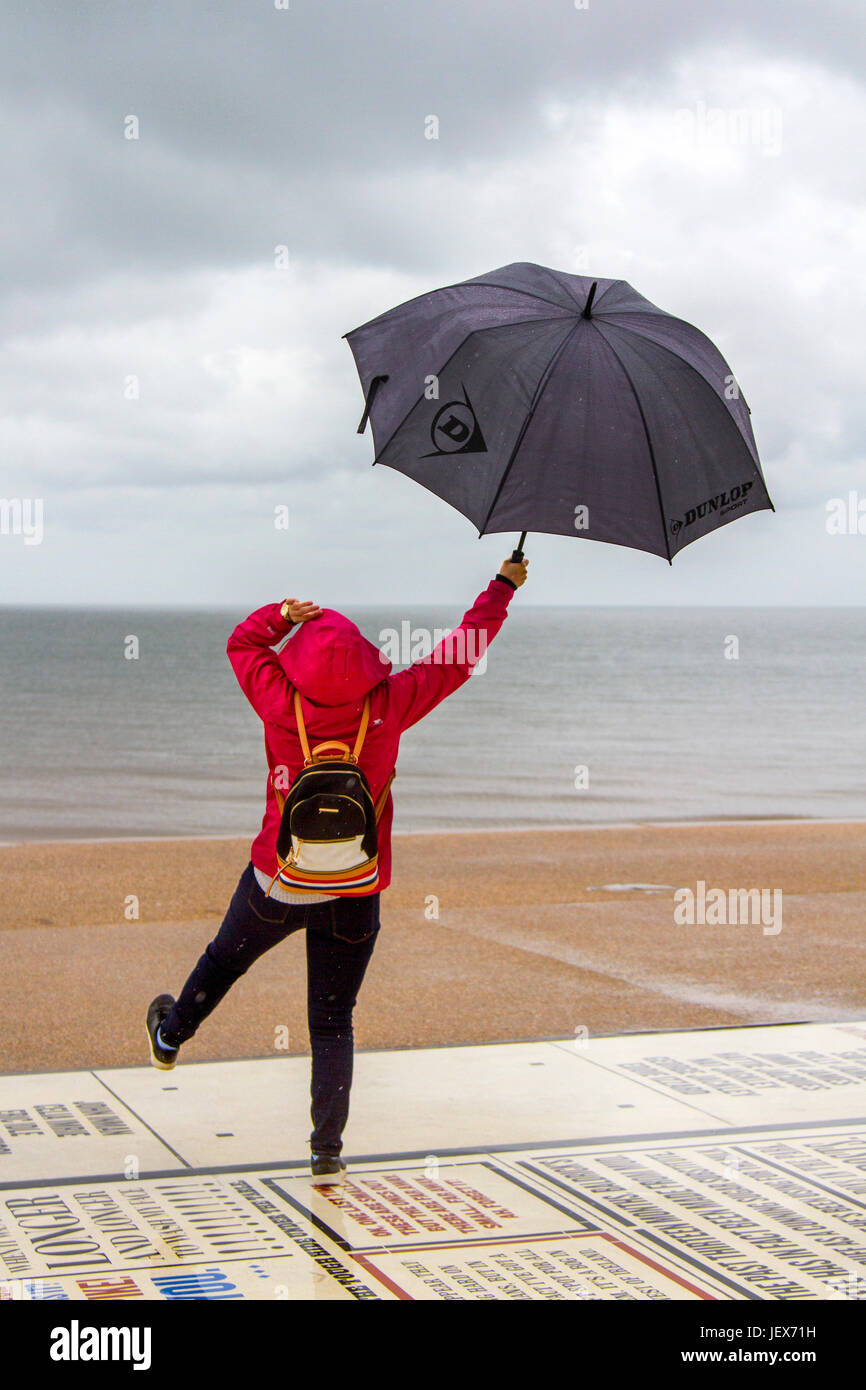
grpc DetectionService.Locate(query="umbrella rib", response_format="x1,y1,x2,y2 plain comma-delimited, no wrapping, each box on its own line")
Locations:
596,323,762,465
598,334,672,564
479,320,583,536
367,315,575,464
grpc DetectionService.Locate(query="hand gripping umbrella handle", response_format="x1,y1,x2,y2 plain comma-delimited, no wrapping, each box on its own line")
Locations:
511,531,527,562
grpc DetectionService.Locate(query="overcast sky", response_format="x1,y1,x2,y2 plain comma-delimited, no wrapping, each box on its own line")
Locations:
1,0,863,608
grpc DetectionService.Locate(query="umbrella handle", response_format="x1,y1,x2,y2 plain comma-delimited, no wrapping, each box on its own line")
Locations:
510,531,527,562
356,374,389,434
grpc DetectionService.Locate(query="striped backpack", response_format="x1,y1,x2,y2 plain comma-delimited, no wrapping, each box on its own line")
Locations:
268,690,394,897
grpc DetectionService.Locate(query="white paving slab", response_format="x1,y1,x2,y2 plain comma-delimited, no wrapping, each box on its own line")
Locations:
95,1058,308,1170
0,1070,183,1182
94,1040,718,1169
553,1021,866,1126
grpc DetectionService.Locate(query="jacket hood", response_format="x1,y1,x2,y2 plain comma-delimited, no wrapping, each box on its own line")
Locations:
278,609,391,706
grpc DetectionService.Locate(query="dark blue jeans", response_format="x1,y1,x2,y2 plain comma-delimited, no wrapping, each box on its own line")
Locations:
161,862,380,1157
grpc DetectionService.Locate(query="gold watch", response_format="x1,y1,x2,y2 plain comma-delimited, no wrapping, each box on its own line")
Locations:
280,600,292,621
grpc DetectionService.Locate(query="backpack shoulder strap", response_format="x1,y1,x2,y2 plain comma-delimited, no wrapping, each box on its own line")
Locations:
295,690,371,765
373,770,395,822
293,690,312,764
351,696,371,762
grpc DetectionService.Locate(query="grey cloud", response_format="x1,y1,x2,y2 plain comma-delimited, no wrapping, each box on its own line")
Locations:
2,0,864,290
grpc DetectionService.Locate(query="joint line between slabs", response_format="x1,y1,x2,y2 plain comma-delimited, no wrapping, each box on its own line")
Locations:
91,1070,194,1169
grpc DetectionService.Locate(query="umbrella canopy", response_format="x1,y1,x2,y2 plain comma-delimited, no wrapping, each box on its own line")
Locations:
344,261,773,562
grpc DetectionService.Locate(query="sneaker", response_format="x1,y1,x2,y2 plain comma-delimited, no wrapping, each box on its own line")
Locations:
146,994,179,1071
311,1154,347,1186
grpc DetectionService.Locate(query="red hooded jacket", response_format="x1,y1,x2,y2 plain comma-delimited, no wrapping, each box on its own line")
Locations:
226,577,516,892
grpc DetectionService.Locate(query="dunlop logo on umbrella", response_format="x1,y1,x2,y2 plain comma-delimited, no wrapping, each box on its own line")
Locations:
426,387,488,456
670,479,756,535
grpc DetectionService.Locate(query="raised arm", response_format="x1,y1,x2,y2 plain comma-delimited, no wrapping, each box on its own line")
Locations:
387,559,528,731
226,598,321,721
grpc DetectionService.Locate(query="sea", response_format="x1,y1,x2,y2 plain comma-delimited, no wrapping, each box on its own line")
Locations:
0,606,863,842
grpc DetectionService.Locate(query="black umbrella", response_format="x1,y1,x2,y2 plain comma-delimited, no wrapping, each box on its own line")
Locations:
344,262,773,563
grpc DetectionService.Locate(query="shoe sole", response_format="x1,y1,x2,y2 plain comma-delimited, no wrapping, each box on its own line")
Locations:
144,1021,177,1071
311,1171,347,1187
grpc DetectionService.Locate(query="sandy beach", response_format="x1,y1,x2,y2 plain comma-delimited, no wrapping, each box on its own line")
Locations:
1,820,863,1074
